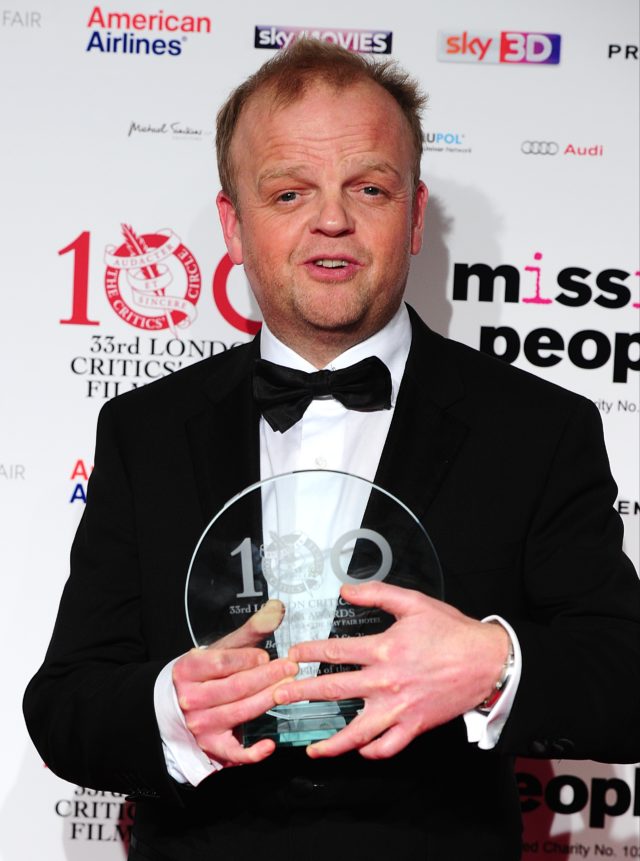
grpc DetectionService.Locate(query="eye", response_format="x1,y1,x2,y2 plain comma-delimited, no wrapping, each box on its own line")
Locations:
277,191,298,203
362,186,382,196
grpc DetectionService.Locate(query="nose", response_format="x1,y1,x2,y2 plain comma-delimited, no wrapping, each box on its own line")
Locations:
309,192,354,236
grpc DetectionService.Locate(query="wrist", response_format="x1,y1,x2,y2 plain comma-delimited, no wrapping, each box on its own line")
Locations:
475,620,515,715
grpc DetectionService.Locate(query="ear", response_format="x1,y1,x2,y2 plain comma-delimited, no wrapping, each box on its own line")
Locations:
216,191,244,265
410,181,428,256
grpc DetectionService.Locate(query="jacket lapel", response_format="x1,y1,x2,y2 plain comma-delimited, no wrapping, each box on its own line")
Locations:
372,307,469,530
343,310,470,632
185,339,261,527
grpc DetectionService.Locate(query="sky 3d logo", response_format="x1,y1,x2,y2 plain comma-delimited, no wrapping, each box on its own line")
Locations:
438,31,561,64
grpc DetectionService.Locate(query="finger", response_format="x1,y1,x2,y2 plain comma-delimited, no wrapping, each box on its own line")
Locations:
213,599,285,649
206,733,277,766
273,670,371,707
287,634,382,667
340,582,434,619
358,724,413,760
180,659,298,711
305,709,392,759
174,647,270,684
188,680,292,739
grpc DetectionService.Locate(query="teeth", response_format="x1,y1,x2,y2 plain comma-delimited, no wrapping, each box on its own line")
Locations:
315,259,348,268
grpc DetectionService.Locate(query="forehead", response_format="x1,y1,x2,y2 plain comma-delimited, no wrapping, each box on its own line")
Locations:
230,80,414,177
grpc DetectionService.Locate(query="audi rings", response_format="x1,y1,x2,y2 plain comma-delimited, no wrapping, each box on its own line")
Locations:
521,141,559,155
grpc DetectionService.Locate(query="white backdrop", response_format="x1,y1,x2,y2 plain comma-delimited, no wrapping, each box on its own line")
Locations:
1,1,638,858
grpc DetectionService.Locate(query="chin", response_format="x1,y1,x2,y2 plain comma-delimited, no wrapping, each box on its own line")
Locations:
302,309,368,336
295,293,371,328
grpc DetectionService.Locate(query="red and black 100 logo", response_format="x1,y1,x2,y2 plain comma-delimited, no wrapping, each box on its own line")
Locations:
59,224,260,335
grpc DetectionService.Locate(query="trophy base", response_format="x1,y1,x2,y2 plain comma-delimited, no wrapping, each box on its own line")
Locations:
243,699,364,748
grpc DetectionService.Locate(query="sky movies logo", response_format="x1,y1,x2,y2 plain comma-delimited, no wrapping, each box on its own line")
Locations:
438,31,561,64
255,25,392,54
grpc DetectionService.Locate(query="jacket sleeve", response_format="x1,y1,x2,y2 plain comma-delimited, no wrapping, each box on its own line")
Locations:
23,398,183,804
497,399,640,762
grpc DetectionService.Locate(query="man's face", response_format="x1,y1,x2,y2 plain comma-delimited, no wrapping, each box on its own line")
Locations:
217,79,427,363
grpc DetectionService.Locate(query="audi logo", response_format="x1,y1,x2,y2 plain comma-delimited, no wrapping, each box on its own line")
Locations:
521,141,559,155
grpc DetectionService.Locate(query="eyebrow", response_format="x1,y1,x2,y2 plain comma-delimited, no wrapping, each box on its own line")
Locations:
355,160,403,180
257,160,403,190
257,165,308,190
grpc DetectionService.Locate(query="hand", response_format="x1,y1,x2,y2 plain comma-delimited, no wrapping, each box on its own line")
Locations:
173,600,298,766
273,582,509,760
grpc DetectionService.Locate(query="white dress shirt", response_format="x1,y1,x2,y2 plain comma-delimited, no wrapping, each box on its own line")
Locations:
154,304,522,785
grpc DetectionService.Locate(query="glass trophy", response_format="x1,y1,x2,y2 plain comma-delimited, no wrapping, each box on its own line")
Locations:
185,470,443,748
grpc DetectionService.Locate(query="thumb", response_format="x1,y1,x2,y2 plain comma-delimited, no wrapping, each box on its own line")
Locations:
211,599,285,650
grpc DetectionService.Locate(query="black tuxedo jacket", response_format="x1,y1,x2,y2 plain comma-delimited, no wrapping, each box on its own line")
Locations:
24,308,640,861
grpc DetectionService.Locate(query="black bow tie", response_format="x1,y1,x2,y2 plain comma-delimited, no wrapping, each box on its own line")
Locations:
253,356,392,433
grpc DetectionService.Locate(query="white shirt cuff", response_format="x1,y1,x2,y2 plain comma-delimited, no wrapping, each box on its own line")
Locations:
463,615,522,750
153,657,224,786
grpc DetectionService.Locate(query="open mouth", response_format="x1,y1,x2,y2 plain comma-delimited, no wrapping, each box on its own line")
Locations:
313,259,350,269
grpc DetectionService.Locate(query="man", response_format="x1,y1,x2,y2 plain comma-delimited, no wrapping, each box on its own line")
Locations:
24,41,640,861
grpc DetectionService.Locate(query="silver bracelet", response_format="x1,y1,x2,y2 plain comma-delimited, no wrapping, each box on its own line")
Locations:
475,621,515,715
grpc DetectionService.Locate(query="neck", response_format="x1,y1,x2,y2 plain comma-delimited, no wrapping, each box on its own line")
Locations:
264,310,402,369
271,335,361,369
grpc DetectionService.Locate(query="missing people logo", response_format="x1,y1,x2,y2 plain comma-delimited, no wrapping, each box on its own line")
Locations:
104,224,201,332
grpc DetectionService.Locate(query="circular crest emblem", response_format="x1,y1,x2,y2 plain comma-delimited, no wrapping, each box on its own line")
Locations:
261,531,325,594
104,223,201,332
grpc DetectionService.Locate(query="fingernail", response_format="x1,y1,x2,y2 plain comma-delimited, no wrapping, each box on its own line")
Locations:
252,600,286,634
284,661,298,675
306,744,321,758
